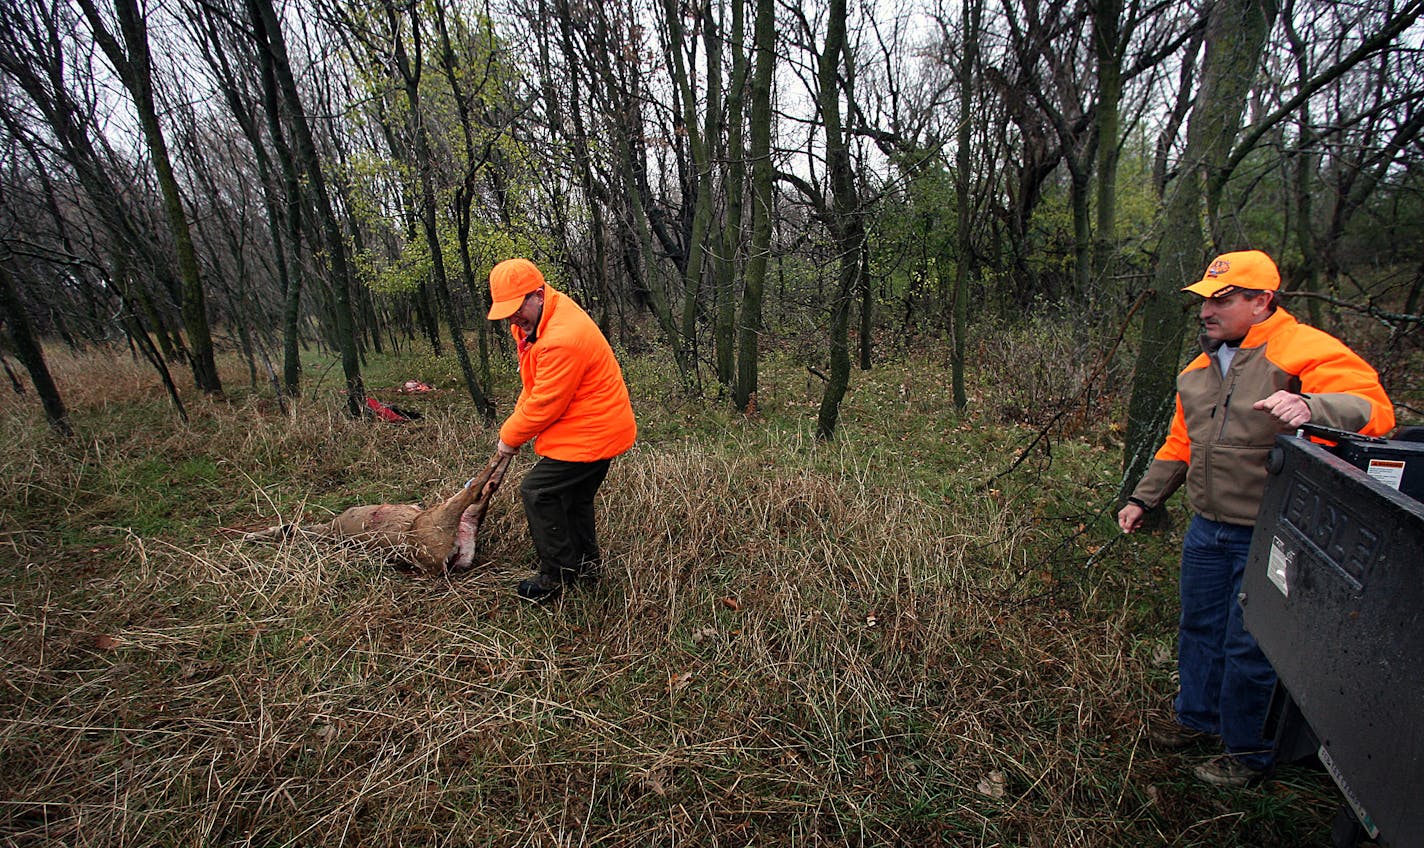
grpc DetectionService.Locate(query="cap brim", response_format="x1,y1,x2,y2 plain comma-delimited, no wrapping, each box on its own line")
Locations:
488,297,522,320
1182,279,1233,298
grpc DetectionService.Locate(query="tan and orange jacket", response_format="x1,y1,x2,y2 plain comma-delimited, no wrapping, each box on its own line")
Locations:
1130,307,1393,526
499,286,637,462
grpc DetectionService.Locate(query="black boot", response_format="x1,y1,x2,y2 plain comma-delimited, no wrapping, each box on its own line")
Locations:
516,572,563,603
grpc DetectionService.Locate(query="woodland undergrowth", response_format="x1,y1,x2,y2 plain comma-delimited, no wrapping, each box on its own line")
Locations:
1,326,1401,847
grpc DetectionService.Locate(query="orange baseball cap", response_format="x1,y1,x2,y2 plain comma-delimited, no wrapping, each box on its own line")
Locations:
1182,250,1281,298
487,258,545,320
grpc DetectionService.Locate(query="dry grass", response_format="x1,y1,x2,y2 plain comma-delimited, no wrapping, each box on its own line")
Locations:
0,343,1350,846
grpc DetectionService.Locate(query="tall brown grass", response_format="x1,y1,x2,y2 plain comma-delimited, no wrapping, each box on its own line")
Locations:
0,343,1348,846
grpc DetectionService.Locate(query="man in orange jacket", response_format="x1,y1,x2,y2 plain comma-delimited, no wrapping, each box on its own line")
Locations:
487,258,637,602
1119,250,1393,786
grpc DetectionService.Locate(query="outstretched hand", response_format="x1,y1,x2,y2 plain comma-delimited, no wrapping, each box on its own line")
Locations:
1253,390,1312,429
496,439,519,457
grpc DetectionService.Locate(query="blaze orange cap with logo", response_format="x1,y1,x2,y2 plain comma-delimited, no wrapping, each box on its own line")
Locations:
487,258,546,320
1182,250,1281,299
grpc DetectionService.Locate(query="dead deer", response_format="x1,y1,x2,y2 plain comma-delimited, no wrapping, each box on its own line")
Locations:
243,453,512,577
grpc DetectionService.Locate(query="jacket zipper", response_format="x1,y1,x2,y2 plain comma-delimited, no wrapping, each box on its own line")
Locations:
1217,380,1236,441
1204,368,1235,510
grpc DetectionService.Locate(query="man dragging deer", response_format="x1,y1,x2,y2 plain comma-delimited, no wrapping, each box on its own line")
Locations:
485,258,637,603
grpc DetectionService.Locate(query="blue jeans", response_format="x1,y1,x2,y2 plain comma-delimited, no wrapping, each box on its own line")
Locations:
1175,515,1276,770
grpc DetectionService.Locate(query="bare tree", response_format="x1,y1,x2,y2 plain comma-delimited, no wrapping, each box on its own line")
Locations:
0,262,71,435
75,0,224,396
246,0,365,417
952,0,982,411
187,0,308,396
0,0,193,416
367,0,494,419
777,0,867,439
1121,0,1279,502
733,0,774,414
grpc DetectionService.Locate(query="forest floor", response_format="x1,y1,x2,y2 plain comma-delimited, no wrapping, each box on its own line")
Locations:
2,328,1414,847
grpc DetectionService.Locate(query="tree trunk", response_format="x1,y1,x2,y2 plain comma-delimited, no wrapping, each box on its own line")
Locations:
1282,5,1323,325
1069,159,1092,299
248,0,365,417
813,0,862,441
715,0,747,388
733,0,773,415
952,0,981,412
77,0,223,396
387,1,495,422
242,5,310,397
192,7,302,394
0,263,71,436
1120,0,1277,500
661,0,720,391
1092,0,1123,284
433,3,498,385
857,236,872,371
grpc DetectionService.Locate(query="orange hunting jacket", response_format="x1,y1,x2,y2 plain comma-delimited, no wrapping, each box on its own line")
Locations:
1130,307,1393,526
499,286,637,462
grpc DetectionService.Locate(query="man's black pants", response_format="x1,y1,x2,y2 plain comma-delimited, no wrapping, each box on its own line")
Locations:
520,456,612,579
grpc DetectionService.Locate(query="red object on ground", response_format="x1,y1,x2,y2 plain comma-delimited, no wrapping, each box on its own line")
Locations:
365,397,408,423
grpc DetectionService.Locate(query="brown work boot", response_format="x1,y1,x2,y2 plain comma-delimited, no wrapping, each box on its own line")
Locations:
1148,718,1218,750
1193,754,1267,787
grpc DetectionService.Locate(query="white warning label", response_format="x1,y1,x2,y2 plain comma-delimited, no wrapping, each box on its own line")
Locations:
1367,458,1406,491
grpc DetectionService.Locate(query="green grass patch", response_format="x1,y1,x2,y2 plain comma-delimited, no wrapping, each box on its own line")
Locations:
2,331,1411,846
